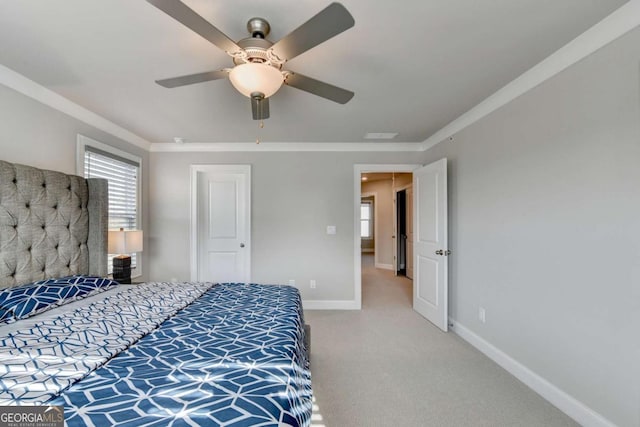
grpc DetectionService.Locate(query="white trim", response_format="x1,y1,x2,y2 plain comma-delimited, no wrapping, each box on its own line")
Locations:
151,141,424,152
302,300,359,310
421,0,640,151
354,164,422,310
0,65,150,151
77,134,144,278
449,318,617,427
190,164,252,283
375,263,394,270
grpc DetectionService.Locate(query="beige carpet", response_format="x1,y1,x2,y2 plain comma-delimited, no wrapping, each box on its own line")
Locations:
304,254,577,427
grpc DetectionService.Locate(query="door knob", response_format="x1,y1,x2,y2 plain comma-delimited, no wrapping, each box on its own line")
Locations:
240,243,245,248
435,249,443,255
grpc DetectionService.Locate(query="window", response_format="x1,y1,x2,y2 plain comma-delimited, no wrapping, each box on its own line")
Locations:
77,135,142,276
360,200,373,238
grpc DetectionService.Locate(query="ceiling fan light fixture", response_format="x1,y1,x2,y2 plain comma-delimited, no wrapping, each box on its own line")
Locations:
229,63,284,98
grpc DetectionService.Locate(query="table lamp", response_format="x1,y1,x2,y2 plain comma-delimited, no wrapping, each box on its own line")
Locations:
108,228,143,284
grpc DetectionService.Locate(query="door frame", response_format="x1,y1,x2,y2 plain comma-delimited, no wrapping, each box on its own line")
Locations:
354,164,421,309
190,164,252,282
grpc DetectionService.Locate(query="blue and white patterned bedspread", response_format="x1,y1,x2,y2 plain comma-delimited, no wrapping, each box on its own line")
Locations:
48,283,312,426
0,282,214,405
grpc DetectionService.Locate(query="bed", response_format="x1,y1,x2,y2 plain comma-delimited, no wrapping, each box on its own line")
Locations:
0,160,312,426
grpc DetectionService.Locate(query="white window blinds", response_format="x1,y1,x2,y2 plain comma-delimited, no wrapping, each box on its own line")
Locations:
83,146,140,271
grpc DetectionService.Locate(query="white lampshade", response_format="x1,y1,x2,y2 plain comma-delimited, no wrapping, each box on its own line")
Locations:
108,229,143,255
228,63,284,98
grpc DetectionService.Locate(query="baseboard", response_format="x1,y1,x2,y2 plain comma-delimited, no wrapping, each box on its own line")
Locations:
302,300,360,310
375,263,393,270
361,249,374,253
449,318,616,427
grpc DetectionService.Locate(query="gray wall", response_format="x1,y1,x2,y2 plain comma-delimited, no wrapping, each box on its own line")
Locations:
0,84,151,281
148,151,421,301
423,27,640,427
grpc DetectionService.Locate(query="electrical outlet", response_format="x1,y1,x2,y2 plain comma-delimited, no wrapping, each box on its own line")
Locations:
310,280,316,289
288,279,295,286
478,307,486,324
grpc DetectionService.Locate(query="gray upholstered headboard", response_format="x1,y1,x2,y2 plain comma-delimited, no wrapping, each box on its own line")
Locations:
0,160,108,289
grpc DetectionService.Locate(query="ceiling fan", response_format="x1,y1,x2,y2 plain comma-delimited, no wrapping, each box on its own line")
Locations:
147,0,355,120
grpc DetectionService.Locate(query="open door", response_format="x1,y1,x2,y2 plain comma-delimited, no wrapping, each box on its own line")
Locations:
413,158,448,331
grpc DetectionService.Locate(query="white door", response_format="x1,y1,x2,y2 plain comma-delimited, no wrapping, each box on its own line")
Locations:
413,158,448,331
191,165,251,283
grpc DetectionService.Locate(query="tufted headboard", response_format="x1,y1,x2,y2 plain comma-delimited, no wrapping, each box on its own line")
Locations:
0,160,108,289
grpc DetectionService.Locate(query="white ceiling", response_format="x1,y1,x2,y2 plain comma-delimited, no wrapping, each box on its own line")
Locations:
0,0,628,145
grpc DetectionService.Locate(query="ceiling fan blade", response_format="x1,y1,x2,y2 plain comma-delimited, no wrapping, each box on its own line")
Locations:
285,72,354,104
147,0,242,55
251,95,270,120
155,70,228,88
269,2,354,61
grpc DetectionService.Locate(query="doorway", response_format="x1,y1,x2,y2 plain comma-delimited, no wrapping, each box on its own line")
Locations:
354,161,449,331
353,164,419,309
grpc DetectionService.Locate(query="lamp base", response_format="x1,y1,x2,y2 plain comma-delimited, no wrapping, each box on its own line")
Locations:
112,256,132,284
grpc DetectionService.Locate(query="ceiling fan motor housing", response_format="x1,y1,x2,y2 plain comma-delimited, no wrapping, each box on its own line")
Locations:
233,37,281,67
233,18,285,70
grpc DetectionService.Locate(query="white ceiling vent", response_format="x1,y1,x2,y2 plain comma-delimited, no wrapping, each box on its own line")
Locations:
364,132,398,140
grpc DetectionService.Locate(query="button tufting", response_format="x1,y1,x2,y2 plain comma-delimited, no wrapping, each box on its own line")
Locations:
25,203,30,208
12,179,16,184
42,183,46,188
42,225,45,229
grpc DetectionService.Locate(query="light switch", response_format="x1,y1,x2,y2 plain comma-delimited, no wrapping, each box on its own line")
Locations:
326,225,337,235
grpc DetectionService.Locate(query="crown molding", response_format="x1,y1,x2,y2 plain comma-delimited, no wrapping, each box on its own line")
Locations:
149,141,424,152
0,64,151,151
421,0,640,151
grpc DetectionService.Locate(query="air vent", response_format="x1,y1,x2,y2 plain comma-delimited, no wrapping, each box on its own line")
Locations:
364,132,398,140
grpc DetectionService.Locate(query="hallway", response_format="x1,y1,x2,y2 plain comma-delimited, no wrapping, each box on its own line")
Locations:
361,253,413,310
